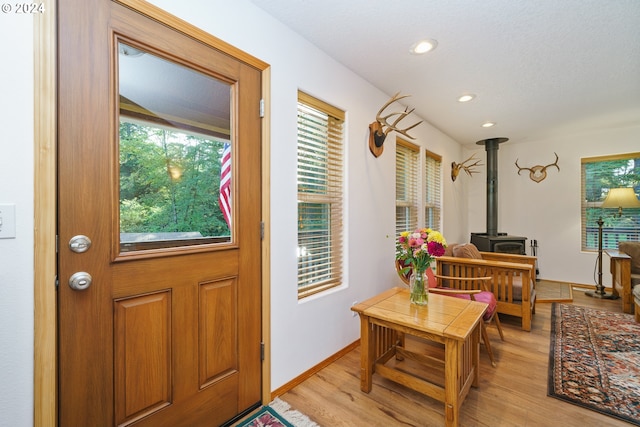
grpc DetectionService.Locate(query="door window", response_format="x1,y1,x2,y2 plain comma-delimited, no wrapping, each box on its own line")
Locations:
118,42,233,252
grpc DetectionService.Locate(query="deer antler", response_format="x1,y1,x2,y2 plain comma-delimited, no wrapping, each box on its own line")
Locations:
514,159,533,175
375,92,423,139
515,152,559,183
368,92,423,157
451,154,483,181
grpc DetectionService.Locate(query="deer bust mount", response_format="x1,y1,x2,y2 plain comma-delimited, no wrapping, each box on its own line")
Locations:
451,154,483,181
369,92,423,157
515,152,560,183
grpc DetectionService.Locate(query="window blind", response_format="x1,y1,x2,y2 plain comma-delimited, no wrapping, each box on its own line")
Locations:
581,153,640,251
425,150,442,230
395,139,419,235
297,92,344,298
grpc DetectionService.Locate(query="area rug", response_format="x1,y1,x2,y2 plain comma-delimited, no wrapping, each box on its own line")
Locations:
548,303,640,425
235,398,319,427
536,280,573,303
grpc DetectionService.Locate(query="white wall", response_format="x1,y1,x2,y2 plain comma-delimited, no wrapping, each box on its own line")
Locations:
0,10,35,427
146,0,464,389
465,124,640,286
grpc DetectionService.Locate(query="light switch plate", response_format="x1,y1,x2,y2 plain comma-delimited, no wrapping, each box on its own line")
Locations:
0,204,16,239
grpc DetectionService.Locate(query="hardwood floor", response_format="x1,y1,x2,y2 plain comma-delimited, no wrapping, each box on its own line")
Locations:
278,287,631,426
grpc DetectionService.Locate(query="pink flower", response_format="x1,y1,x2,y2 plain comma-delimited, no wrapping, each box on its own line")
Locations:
396,228,448,274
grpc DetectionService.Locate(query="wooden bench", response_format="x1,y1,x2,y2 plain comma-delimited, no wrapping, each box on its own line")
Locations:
436,251,536,331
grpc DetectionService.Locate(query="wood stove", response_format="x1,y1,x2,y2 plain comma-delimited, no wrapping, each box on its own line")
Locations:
471,137,527,255
470,232,526,255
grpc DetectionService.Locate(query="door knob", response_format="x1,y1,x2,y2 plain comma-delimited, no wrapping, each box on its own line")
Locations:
69,272,92,291
69,235,92,253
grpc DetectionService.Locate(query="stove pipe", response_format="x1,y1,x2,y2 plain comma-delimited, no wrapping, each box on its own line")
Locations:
475,137,508,237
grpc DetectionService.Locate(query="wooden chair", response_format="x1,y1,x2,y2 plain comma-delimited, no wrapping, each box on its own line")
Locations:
436,244,536,331
396,260,504,367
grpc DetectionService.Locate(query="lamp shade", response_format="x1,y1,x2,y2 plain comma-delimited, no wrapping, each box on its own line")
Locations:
601,187,640,209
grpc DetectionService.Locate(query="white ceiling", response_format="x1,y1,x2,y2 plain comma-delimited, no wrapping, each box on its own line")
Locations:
249,0,640,146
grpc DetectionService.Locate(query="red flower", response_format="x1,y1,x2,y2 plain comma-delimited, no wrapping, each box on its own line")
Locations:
428,241,445,257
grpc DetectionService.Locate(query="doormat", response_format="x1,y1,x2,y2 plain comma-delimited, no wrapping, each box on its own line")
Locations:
235,398,319,427
535,280,573,303
548,303,640,425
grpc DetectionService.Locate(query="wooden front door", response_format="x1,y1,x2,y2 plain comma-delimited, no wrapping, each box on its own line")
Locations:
58,1,262,426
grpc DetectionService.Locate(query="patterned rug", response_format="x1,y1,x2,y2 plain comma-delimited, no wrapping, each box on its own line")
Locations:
549,303,640,425
235,398,319,427
236,406,294,427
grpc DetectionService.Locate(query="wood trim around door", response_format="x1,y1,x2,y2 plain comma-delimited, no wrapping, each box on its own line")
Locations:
34,0,57,425
115,0,269,71
34,2,272,424
261,66,272,405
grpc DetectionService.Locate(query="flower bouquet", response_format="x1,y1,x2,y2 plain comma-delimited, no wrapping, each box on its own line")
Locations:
395,228,447,305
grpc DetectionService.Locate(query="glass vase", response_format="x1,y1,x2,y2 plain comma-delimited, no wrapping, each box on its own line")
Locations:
409,269,429,305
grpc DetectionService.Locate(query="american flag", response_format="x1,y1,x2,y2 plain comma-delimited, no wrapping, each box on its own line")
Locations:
219,142,231,229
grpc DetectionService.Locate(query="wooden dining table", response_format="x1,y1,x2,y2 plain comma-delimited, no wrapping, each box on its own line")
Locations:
351,287,487,427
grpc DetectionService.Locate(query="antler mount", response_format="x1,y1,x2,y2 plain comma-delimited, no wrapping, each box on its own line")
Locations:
515,152,560,183
451,154,483,181
369,92,423,157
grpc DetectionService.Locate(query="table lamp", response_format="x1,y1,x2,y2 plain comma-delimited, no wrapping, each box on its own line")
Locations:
586,187,640,299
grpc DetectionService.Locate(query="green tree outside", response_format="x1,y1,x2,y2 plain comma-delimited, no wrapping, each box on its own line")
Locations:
119,121,230,239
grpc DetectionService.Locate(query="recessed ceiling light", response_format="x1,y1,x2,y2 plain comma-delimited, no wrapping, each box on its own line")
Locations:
482,122,496,128
410,39,438,55
458,94,476,103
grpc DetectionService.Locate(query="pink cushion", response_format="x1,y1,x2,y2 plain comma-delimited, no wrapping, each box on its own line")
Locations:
427,267,497,319
474,291,498,321
445,290,497,322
